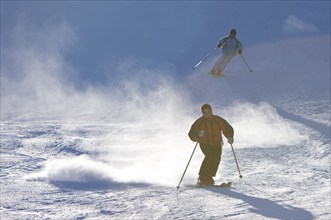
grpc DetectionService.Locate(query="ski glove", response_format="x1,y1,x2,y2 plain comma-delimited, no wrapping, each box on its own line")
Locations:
236,48,242,55
198,130,205,137
227,137,234,144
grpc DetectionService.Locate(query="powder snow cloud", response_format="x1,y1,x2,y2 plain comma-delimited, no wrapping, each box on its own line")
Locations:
283,15,320,34
4,19,329,186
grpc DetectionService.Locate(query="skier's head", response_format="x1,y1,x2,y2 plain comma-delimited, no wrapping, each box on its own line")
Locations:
201,104,212,113
201,104,213,119
230,28,237,37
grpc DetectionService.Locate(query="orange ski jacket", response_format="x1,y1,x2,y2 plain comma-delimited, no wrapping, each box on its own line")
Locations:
188,115,234,145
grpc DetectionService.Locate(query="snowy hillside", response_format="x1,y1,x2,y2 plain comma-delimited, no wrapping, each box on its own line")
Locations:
1,29,330,220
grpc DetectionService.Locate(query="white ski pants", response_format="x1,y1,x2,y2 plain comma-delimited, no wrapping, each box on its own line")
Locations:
211,52,237,73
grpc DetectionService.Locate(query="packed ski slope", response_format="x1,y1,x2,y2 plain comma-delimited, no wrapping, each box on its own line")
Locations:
1,36,330,219
1,99,330,219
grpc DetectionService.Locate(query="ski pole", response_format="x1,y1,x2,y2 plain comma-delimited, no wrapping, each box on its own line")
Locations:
176,142,199,190
192,47,218,70
230,144,243,179
240,54,252,72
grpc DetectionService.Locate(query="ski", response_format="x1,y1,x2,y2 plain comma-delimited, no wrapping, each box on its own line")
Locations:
209,71,225,78
217,181,232,188
186,182,232,188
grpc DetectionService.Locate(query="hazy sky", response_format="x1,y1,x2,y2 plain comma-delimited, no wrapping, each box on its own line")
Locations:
2,1,330,84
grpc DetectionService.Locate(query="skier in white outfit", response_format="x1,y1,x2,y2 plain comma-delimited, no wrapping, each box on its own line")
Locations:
210,28,243,77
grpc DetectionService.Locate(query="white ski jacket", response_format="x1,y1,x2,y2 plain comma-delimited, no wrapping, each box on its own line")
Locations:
218,36,243,54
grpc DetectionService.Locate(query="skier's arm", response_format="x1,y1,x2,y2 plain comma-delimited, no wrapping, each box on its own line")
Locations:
188,118,204,142
237,40,243,54
214,116,234,144
188,125,199,142
217,37,227,48
222,119,234,144
215,116,234,139
223,119,234,139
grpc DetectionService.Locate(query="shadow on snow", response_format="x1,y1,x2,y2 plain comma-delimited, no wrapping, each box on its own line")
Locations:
276,106,330,141
207,187,315,220
50,180,150,191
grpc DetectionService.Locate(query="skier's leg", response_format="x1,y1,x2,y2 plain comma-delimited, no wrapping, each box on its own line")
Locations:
220,53,236,72
212,52,236,76
198,145,214,184
210,145,222,177
210,54,226,76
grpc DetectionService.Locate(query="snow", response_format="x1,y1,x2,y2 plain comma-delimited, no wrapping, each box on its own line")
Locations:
1,31,330,220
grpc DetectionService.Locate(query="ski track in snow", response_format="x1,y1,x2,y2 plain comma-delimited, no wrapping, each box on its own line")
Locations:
1,99,330,220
